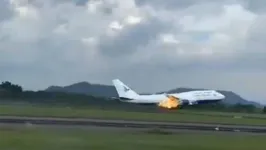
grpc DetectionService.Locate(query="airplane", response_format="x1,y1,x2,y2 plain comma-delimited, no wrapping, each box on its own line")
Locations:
111,79,225,109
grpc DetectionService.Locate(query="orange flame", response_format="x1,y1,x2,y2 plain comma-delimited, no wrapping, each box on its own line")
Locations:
158,96,181,109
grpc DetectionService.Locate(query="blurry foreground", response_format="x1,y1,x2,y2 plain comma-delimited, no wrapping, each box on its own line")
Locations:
0,126,265,150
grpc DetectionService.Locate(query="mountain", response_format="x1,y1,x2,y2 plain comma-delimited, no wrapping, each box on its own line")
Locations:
45,82,118,98
44,82,262,107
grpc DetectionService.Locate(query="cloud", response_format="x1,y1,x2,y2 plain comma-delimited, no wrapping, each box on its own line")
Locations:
0,0,266,104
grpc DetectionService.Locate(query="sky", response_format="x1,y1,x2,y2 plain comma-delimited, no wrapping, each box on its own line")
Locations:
0,0,266,104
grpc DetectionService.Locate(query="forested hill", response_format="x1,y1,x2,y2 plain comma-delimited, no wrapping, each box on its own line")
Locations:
45,82,117,98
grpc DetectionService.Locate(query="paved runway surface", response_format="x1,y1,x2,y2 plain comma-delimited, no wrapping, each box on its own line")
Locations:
1,116,266,134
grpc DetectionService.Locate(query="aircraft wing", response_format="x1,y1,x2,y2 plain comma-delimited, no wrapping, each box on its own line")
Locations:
164,94,195,105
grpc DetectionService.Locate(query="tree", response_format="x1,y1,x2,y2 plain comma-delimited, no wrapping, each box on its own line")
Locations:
263,106,266,113
0,81,23,93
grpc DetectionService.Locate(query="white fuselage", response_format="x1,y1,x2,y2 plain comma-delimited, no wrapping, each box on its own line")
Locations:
111,79,225,106
123,90,225,104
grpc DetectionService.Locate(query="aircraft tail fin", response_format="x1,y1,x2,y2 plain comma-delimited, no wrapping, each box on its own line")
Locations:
112,79,139,99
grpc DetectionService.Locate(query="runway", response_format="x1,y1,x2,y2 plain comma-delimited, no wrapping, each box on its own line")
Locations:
1,116,266,134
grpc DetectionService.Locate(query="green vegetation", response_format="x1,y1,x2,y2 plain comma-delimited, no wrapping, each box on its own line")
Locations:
0,127,265,150
1,104,266,125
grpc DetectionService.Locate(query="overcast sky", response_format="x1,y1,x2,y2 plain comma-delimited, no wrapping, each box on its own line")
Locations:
0,0,266,104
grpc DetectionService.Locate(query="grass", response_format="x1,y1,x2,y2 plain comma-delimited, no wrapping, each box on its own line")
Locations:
1,104,266,125
0,127,265,150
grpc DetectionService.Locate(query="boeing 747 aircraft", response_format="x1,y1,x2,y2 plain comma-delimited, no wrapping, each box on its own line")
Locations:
112,79,225,109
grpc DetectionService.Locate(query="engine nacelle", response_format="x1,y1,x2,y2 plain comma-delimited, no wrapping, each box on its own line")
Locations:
180,99,190,105
189,101,198,105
